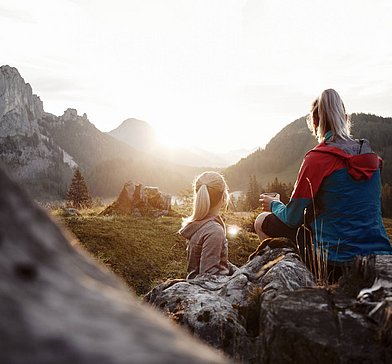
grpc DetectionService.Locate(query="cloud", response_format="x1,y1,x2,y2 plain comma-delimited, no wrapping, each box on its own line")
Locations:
0,6,36,23
32,76,86,95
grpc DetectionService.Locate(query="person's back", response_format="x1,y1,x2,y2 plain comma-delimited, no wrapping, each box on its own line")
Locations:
179,215,230,279
306,135,390,262
255,89,392,275
179,171,237,279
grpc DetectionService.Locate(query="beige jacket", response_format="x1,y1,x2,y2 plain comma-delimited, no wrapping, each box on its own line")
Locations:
179,215,236,279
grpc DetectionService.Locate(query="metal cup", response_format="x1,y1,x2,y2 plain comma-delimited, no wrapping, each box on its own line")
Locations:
262,192,278,197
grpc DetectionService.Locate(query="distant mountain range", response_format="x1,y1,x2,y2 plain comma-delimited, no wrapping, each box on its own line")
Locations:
0,65,204,199
224,114,392,191
108,118,254,168
1,65,391,200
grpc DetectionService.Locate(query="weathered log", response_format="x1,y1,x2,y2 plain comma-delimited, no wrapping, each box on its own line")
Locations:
146,243,392,363
0,166,229,364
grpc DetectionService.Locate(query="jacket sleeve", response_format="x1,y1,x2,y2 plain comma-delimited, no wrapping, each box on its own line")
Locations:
271,151,339,228
199,225,225,274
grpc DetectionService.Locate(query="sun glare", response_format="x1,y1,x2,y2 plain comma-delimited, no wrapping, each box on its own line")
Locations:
227,225,240,238
156,129,188,150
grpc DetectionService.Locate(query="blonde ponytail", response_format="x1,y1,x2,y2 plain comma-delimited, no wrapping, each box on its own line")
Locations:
317,89,351,142
190,184,211,222
182,171,229,227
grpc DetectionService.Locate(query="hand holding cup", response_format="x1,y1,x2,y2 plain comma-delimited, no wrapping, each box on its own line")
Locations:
259,192,280,212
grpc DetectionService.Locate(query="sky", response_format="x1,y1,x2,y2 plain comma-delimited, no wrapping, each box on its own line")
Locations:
1,0,391,152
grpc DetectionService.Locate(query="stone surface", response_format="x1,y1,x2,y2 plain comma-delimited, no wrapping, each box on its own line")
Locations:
0,167,229,364
100,182,171,216
146,243,392,363
0,65,43,137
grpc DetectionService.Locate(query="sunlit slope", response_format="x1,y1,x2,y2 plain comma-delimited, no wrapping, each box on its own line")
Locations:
225,113,392,191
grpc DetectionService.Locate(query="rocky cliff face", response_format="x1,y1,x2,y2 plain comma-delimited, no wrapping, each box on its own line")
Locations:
0,65,73,199
0,65,43,137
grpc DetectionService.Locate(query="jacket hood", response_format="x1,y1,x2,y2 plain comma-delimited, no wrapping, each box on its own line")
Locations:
309,144,382,180
179,215,224,239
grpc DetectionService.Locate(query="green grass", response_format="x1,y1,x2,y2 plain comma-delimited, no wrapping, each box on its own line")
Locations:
61,214,187,295
384,218,392,243
56,207,259,295
55,205,392,296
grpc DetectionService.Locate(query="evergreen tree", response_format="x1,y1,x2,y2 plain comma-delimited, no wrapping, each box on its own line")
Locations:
245,175,261,210
235,192,247,211
266,177,291,204
66,169,92,209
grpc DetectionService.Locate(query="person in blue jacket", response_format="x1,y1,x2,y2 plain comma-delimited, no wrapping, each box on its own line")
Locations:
254,89,392,279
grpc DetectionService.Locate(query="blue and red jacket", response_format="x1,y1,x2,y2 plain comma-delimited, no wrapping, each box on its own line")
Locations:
271,136,392,263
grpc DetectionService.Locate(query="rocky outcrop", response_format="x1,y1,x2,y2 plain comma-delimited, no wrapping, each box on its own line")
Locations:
60,108,89,124
0,166,229,364
100,181,171,216
0,66,74,199
0,65,43,137
146,243,392,363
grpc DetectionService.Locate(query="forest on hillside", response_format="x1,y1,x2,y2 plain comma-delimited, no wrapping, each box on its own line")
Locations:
225,113,392,217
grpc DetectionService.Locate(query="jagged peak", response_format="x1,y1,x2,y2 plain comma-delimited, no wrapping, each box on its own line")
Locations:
60,108,88,122
0,65,42,105
62,108,78,120
0,64,22,77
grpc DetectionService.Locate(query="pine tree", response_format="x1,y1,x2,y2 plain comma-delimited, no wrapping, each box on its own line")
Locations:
245,175,261,210
66,169,92,209
266,177,291,204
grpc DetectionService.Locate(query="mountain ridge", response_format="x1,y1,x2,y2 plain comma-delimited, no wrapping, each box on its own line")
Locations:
224,113,392,191
0,65,203,198
1,65,391,200
108,117,254,168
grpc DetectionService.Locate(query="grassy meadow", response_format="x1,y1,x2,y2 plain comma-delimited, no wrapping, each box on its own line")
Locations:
384,217,392,238
53,206,260,295
52,204,392,296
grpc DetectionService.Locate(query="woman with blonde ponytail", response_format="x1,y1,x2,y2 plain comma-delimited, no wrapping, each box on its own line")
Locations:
179,171,237,279
255,89,392,282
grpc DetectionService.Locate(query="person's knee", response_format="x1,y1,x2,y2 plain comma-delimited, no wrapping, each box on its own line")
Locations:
254,212,271,239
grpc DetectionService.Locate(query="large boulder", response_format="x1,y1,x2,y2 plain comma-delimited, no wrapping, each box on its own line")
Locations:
0,166,229,364
145,242,392,363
